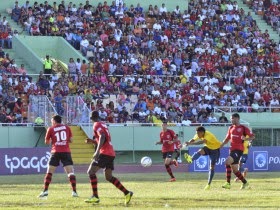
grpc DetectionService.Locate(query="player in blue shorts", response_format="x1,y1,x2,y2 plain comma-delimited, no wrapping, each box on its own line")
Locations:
184,126,221,190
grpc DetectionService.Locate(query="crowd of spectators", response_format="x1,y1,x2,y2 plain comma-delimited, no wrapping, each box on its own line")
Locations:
249,0,280,34
1,0,280,125
0,15,25,75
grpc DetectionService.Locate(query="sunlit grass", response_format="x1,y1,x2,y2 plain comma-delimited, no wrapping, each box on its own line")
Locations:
1,172,280,209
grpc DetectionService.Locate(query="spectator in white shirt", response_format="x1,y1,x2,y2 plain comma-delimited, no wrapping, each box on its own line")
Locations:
208,113,218,123
99,108,108,121
223,81,232,92
114,29,123,42
94,37,103,47
270,97,279,106
152,86,161,97
174,5,180,15
159,3,167,15
154,58,163,71
226,2,234,11
166,87,176,99
182,10,191,23
254,88,261,101
115,7,124,19
153,21,162,31
237,45,248,56
153,103,162,115
251,100,260,112
80,37,89,56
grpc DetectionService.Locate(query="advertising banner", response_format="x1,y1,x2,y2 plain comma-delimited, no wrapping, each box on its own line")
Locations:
188,147,280,172
0,148,62,175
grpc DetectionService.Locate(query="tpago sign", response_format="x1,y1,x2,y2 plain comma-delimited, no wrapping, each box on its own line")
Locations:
0,148,62,175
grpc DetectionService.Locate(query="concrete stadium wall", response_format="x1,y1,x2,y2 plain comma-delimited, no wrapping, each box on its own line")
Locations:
14,36,86,73
108,126,228,151
1,0,188,13
239,113,280,128
0,127,46,148
0,126,228,149
13,36,43,72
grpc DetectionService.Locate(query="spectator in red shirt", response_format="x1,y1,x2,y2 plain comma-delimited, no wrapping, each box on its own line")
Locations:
234,75,244,92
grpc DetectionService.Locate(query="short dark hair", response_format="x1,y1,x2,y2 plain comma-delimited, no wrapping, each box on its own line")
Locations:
52,115,62,123
196,126,205,133
232,113,240,119
90,111,99,120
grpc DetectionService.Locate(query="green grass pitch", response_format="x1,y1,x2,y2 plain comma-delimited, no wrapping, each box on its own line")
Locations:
0,172,280,209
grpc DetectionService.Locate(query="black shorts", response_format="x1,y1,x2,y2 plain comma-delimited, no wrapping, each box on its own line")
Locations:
174,149,180,154
202,146,220,165
49,152,73,167
162,152,173,159
240,154,248,163
230,150,243,164
91,154,115,170
44,68,52,75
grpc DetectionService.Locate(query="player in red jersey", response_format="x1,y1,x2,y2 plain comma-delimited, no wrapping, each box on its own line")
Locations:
155,122,178,182
38,115,78,198
220,113,255,190
84,111,133,206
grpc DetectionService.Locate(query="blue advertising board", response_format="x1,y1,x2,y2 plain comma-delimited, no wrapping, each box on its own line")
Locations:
0,148,63,175
188,147,280,172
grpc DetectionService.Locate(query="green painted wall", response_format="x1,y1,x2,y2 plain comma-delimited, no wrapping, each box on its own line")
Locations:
13,36,43,72
0,127,46,148
219,112,280,128
109,126,228,151
0,126,227,149
239,113,280,128
14,36,86,73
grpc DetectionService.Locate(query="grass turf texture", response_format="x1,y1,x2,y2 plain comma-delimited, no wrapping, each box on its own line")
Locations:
0,172,280,209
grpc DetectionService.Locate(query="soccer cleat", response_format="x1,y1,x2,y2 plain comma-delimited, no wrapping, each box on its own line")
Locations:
84,196,100,204
222,182,231,189
72,191,79,197
173,159,179,167
124,191,133,205
184,153,193,164
169,178,176,182
240,182,251,190
38,190,48,198
204,184,210,190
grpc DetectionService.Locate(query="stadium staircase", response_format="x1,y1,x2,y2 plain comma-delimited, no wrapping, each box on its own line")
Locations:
236,0,279,43
69,126,95,164
3,11,36,76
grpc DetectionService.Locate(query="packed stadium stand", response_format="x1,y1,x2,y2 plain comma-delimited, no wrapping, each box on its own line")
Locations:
0,0,279,127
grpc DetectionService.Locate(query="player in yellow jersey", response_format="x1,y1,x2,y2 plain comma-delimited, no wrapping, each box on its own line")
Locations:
184,126,221,190
235,137,251,182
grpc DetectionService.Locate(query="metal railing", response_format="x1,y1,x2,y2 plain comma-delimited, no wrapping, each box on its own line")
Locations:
213,107,250,126
252,128,280,146
64,96,92,125
28,95,58,127
214,106,280,113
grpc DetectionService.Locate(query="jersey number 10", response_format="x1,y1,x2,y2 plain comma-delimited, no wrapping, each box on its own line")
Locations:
55,131,67,142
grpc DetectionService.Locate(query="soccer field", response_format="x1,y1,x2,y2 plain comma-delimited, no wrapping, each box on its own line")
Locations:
0,172,279,210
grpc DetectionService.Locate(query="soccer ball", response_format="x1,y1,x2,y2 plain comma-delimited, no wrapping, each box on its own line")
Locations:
141,156,152,167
